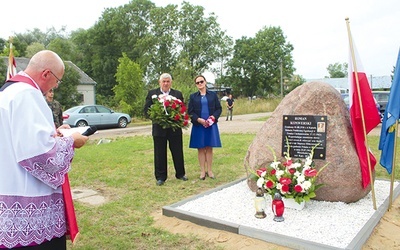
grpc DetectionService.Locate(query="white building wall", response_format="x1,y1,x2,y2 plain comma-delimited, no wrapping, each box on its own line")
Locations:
77,84,95,105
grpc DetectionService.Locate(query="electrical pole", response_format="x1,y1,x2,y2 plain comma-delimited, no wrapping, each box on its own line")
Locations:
280,62,283,98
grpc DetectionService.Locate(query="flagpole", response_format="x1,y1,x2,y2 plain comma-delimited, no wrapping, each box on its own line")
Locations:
345,17,377,210
7,37,16,81
388,120,398,209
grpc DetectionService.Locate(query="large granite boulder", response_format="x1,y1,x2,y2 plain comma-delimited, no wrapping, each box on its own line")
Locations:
245,81,372,203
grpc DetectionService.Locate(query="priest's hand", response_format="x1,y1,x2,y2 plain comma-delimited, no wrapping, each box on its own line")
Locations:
56,124,71,137
71,132,89,148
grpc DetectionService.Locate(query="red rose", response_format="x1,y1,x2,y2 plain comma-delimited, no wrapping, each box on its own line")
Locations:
184,114,189,120
266,180,275,189
294,185,303,193
289,168,296,174
164,100,170,106
183,120,188,126
305,169,317,177
171,103,177,109
256,167,267,176
281,184,290,193
283,159,292,166
279,177,292,185
174,114,181,120
180,106,187,113
270,169,276,175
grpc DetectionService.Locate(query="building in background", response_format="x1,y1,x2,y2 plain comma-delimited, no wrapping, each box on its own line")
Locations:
1,56,96,105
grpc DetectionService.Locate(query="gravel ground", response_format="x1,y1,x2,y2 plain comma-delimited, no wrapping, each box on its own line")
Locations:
175,179,398,249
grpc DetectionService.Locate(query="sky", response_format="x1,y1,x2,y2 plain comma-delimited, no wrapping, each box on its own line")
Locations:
1,0,399,80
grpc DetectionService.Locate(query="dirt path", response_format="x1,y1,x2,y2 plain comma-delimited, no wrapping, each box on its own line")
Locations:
93,113,400,249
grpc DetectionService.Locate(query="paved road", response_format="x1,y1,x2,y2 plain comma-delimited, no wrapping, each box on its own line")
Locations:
89,112,382,140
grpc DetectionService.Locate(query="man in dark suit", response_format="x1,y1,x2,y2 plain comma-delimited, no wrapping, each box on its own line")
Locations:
144,73,188,186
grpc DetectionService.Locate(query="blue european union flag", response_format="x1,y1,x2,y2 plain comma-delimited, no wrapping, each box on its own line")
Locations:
379,48,400,174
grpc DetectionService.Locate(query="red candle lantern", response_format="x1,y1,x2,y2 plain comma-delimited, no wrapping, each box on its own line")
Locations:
272,192,284,222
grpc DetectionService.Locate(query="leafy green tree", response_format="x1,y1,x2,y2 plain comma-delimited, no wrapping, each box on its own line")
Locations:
67,0,231,104
14,28,48,52
171,62,198,103
69,29,93,74
0,38,6,55
10,27,70,58
114,53,145,117
226,37,258,98
1,40,21,84
147,4,180,84
227,26,294,97
55,63,82,109
0,59,6,83
25,42,46,57
284,74,306,94
11,32,38,57
2,39,21,58
326,62,348,78
47,38,76,61
211,35,233,88
78,0,156,101
178,2,231,78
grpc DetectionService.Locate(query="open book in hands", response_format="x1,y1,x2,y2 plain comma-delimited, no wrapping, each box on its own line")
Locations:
59,126,97,137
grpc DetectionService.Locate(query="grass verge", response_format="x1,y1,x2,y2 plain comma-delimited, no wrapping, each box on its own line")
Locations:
66,132,398,249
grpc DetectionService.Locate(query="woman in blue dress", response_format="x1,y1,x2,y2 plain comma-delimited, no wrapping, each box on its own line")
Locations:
188,75,222,180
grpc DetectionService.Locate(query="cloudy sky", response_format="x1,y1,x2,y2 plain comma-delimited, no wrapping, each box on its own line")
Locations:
1,0,399,79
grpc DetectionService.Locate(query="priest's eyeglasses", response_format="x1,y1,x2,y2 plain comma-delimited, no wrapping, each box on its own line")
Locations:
49,71,62,85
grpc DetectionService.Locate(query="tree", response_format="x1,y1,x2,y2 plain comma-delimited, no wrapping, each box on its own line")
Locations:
284,74,306,94
114,53,145,117
25,42,46,57
0,38,6,55
170,56,198,102
326,62,348,78
147,4,180,84
227,26,295,97
226,37,259,98
12,27,69,57
47,38,77,61
55,63,82,109
76,0,156,101
211,35,233,88
177,2,232,79
71,0,230,103
0,59,6,83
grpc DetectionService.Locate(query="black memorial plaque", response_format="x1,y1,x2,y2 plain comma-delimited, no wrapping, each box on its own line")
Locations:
282,115,327,160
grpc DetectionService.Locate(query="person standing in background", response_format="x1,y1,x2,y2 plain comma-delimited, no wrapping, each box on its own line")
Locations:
0,50,88,249
45,88,63,128
188,75,222,180
144,73,188,186
226,94,234,121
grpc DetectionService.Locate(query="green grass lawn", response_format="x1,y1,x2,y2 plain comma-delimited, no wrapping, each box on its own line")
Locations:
66,132,399,249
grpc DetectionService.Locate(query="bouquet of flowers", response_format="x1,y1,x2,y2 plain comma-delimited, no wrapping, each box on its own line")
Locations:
147,94,190,131
250,143,328,204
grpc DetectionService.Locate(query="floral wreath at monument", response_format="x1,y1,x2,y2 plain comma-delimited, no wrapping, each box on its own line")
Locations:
250,141,328,204
148,94,190,131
